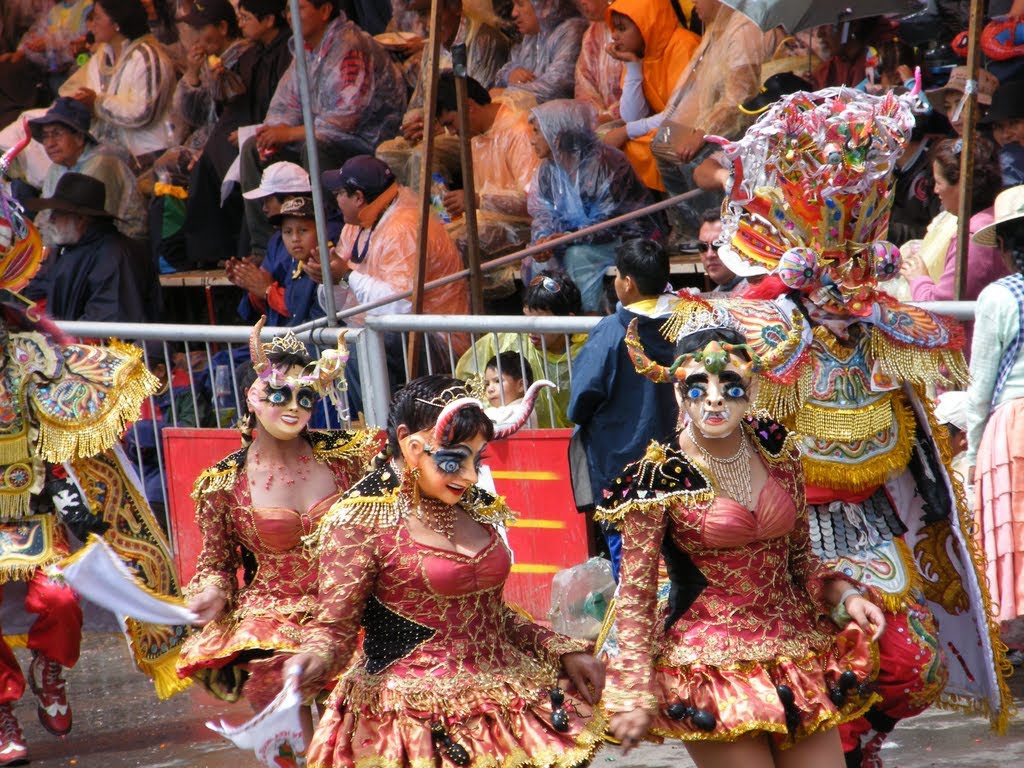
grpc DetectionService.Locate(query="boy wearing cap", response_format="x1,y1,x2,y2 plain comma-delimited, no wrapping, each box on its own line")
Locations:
315,155,468,416
228,162,339,327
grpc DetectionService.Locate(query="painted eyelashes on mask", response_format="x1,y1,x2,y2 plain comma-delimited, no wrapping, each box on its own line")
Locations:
683,373,750,403
259,384,319,412
426,446,486,475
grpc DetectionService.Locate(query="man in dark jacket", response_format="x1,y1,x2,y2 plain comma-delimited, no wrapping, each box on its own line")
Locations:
27,174,160,323
185,0,294,265
568,239,678,577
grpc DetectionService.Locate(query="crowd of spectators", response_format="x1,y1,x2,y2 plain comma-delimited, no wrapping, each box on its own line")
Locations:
3,0,1024,423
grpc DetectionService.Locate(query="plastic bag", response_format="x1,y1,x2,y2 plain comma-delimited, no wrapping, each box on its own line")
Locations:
548,557,615,640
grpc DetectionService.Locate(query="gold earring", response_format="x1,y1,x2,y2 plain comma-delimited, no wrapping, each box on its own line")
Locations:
409,466,421,508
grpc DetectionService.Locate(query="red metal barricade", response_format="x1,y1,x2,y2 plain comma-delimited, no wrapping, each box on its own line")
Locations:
163,428,588,618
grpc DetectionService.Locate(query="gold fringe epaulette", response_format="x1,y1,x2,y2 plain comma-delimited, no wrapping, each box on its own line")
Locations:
313,461,406,545
869,327,969,390
190,451,244,500
595,442,714,525
461,485,515,527
309,428,381,468
33,340,161,463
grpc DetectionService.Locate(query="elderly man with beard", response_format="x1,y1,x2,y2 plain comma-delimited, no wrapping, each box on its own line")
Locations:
26,173,159,322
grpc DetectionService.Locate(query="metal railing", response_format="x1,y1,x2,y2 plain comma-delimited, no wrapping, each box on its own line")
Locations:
50,299,977,530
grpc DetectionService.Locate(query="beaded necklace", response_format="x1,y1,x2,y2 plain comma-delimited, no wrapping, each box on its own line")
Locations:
686,423,753,509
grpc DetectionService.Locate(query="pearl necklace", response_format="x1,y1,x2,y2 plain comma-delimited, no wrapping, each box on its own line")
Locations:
686,424,754,509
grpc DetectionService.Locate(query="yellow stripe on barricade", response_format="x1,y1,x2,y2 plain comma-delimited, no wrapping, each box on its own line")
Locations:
510,564,562,574
508,519,567,529
490,470,561,480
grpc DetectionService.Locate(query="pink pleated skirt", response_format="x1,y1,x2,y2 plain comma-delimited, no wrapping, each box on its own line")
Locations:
974,397,1024,637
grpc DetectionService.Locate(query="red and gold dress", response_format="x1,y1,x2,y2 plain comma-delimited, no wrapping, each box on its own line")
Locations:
177,430,375,708
303,459,607,768
597,421,879,747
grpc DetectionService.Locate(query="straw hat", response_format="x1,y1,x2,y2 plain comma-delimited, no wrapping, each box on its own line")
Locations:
973,185,1024,246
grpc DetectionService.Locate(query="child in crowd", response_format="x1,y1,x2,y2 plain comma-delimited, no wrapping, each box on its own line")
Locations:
483,351,537,429
568,239,678,576
601,0,699,191
456,269,584,428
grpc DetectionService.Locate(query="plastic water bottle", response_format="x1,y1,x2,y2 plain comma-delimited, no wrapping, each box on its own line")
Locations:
430,173,451,224
214,365,236,426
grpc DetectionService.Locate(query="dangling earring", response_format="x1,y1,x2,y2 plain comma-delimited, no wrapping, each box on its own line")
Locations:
409,466,421,509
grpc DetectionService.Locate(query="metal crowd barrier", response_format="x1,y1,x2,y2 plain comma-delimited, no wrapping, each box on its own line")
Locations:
53,300,976,530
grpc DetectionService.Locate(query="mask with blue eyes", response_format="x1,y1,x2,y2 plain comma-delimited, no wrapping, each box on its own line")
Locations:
682,375,750,402
262,384,320,412
424,446,485,476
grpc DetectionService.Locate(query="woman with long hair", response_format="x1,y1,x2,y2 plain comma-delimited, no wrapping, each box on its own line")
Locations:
286,374,607,767
178,319,376,733
602,299,886,768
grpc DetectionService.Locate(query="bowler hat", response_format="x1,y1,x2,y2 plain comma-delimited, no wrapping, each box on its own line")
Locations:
28,98,97,144
25,173,113,219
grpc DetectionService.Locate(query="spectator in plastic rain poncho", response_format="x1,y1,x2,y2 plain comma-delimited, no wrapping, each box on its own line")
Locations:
574,0,624,126
493,0,587,103
526,99,660,312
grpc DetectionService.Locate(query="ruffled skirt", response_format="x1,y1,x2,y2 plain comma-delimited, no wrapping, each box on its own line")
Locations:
647,623,879,748
307,664,606,768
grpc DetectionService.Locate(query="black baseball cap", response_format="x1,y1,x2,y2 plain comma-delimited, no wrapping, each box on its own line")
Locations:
322,155,396,202
179,0,236,27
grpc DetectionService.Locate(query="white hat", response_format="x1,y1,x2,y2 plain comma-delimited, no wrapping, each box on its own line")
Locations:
974,184,1024,247
241,161,311,200
933,390,968,432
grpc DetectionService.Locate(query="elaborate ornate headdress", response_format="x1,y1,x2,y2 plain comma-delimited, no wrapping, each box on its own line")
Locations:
428,379,556,445
0,118,44,300
714,80,920,316
248,316,350,413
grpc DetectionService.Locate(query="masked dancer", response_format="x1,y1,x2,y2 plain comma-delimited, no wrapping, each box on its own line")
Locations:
601,299,885,767
287,374,607,768
177,318,377,731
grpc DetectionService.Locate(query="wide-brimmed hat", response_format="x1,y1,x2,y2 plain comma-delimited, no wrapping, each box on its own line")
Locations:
925,65,999,106
740,72,814,116
28,97,97,144
974,185,1024,246
241,161,311,200
25,172,112,218
980,79,1024,124
268,195,316,225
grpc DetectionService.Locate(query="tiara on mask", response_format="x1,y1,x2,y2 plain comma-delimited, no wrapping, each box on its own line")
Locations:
663,302,746,344
422,379,556,446
248,316,350,416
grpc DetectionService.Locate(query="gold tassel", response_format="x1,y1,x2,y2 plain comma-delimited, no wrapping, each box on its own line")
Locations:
0,490,31,519
754,362,815,420
0,433,29,464
125,627,193,700
794,394,895,442
869,328,970,391
798,395,915,492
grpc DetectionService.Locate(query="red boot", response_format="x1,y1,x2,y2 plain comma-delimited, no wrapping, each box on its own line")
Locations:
28,652,72,736
0,704,28,766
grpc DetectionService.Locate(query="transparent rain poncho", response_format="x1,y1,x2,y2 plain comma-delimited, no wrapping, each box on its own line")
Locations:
574,18,622,121
528,99,656,243
495,0,587,103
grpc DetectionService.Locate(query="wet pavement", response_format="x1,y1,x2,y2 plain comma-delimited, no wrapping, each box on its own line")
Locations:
11,634,1024,767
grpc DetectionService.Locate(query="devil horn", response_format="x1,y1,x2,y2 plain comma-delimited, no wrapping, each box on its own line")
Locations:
624,319,675,383
0,118,31,181
250,315,269,374
492,380,555,439
433,397,485,446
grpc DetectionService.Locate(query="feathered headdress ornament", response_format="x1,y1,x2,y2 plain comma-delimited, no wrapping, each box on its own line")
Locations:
0,118,44,299
714,79,921,316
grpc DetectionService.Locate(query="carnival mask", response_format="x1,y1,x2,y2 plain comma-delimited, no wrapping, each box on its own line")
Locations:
247,365,316,441
677,353,756,440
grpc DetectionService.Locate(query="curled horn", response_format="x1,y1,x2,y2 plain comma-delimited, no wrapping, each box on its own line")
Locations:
433,397,485,446
624,319,675,383
0,117,31,180
492,379,555,439
250,315,269,375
